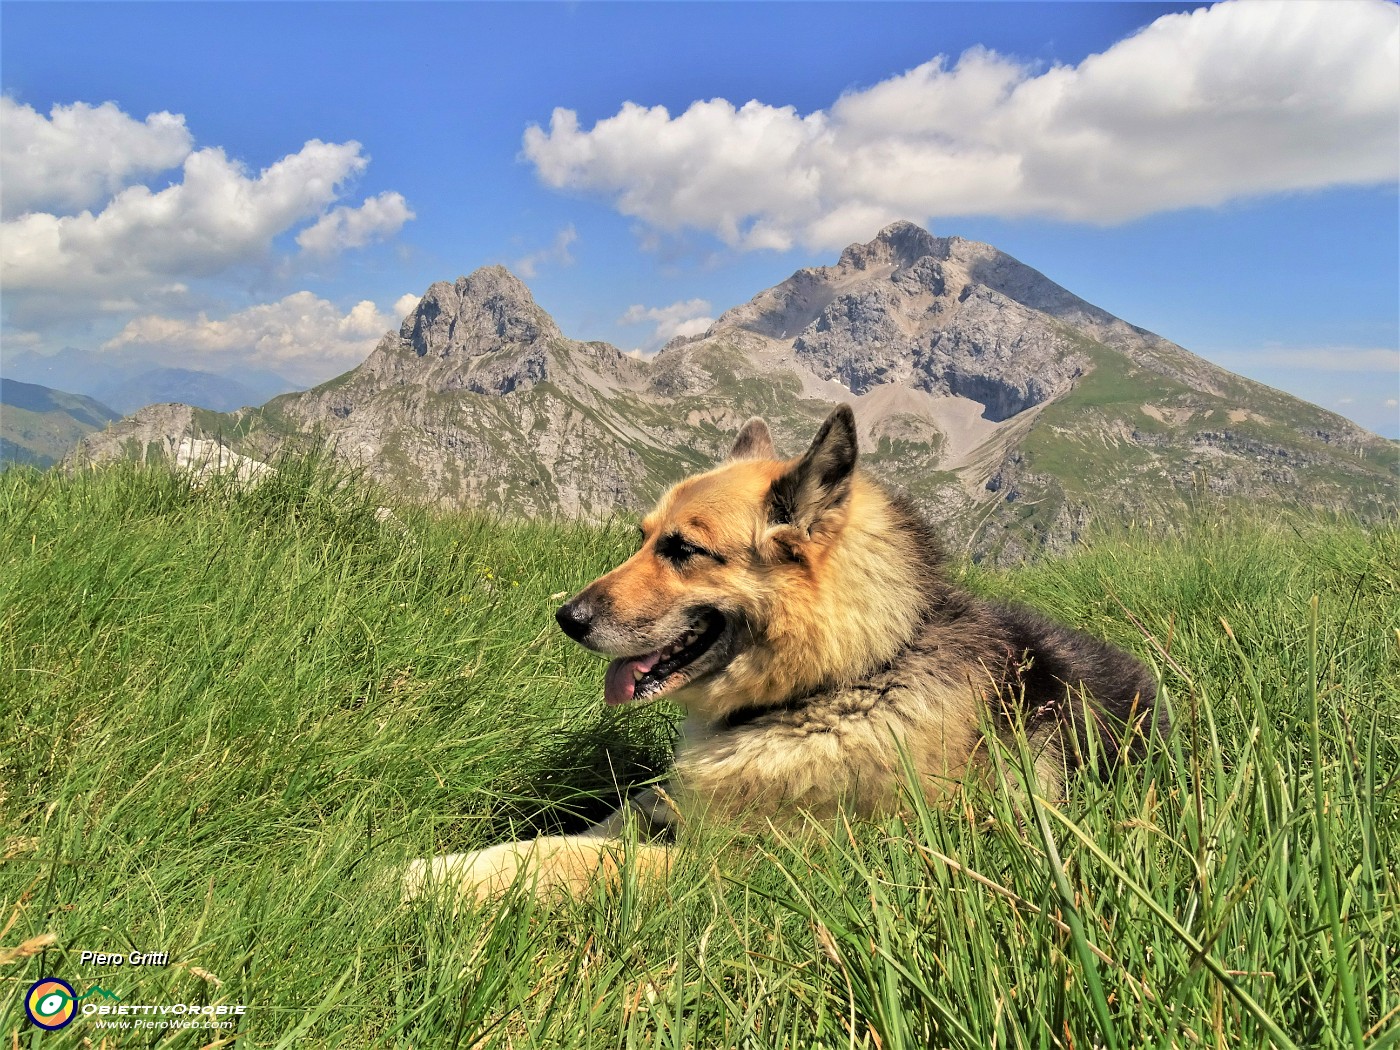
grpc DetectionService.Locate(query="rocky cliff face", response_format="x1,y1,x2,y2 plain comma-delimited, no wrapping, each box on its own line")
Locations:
355,267,560,395
706,222,1219,419
151,267,688,519
70,223,1396,562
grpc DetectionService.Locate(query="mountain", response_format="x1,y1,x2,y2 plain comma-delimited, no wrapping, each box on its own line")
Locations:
4,349,298,414
4,347,131,403
94,367,283,415
69,222,1396,561
1,379,121,469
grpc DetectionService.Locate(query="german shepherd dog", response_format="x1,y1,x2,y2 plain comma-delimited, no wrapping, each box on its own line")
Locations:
404,406,1165,902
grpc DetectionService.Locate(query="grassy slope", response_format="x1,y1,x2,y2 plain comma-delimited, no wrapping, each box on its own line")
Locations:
1,381,120,469
1020,341,1398,506
1,461,1397,1048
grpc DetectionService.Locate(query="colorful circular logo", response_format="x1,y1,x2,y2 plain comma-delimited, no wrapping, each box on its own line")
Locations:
25,978,77,1031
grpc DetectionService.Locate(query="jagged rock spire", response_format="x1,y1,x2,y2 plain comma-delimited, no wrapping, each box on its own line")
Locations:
400,265,561,359
838,220,945,271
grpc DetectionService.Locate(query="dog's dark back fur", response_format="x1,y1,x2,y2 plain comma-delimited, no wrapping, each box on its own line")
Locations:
877,487,1165,778
885,487,1165,778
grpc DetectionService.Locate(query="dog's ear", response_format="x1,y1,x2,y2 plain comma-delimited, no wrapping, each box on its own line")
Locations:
728,417,776,461
767,405,857,539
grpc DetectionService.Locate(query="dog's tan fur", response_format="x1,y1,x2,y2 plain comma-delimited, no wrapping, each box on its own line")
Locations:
405,407,1163,904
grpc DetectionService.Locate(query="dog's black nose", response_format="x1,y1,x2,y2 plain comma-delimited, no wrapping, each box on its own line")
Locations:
555,599,592,642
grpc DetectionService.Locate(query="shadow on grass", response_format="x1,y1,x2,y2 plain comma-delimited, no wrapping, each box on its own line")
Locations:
490,720,675,838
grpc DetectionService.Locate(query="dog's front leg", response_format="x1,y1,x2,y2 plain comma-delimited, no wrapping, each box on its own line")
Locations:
403,786,678,905
581,785,680,840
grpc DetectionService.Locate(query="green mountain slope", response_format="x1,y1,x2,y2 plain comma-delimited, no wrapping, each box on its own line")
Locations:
1,378,120,469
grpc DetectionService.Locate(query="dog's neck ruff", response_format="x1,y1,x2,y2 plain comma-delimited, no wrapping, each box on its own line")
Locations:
714,601,938,733
718,689,823,731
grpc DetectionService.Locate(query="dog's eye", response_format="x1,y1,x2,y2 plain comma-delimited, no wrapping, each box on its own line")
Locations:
657,533,721,567
657,534,696,564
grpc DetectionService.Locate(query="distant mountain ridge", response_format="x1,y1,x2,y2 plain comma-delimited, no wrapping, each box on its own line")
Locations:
1,378,120,469
4,349,298,414
70,222,1396,561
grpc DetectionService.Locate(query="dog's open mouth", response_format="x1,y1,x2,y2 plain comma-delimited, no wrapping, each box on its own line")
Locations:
603,608,728,706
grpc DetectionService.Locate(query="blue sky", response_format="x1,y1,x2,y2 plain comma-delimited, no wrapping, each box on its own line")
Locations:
2,1,1397,437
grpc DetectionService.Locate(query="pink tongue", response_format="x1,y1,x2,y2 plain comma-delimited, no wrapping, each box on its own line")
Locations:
604,652,661,706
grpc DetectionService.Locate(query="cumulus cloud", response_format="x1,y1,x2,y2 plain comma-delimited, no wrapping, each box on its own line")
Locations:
0,97,194,219
296,191,415,255
523,0,1400,250
393,293,422,321
3,140,369,298
1,100,416,334
513,224,578,278
102,291,405,381
619,297,714,351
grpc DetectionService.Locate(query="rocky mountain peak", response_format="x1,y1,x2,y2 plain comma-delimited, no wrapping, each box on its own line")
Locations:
701,221,1078,412
400,265,561,359
709,222,944,341
838,220,946,273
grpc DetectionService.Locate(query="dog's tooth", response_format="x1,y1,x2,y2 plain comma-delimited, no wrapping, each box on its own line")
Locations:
632,668,644,682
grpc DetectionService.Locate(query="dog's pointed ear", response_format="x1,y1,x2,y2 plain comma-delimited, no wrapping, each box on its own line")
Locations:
728,417,776,461
767,405,858,535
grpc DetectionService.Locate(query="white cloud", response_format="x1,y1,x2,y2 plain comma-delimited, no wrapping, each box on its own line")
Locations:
393,293,422,321
1,100,416,336
619,297,714,350
296,191,415,255
3,139,370,301
0,97,194,219
1217,347,1400,373
102,292,401,381
523,0,1400,250
1385,399,1398,409
513,224,577,278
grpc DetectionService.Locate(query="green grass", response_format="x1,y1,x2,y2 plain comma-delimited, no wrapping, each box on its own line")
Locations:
1,459,1397,1048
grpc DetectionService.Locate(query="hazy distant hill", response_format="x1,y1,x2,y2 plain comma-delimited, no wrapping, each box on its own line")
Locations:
1,379,120,469
4,349,297,414
71,222,1396,561
95,367,281,415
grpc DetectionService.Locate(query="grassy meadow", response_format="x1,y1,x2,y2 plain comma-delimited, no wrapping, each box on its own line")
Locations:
1,457,1397,1048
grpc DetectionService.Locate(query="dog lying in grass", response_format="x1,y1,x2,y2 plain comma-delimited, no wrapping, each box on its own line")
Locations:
404,405,1166,902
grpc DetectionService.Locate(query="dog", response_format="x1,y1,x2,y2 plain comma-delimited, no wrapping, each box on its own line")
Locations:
403,405,1166,903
